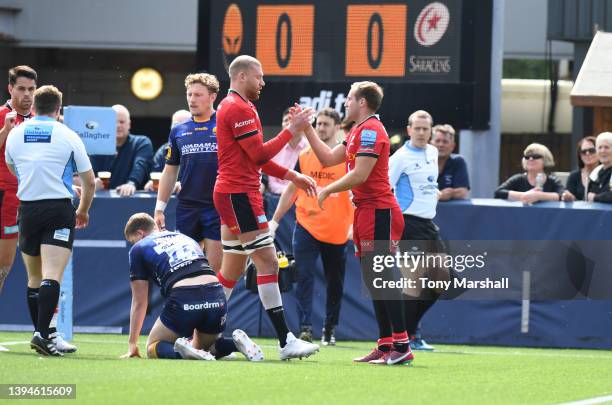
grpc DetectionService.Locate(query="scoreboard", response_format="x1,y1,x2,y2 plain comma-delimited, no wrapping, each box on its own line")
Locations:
197,0,492,129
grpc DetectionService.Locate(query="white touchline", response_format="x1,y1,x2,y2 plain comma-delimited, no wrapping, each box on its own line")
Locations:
0,341,29,346
556,394,612,405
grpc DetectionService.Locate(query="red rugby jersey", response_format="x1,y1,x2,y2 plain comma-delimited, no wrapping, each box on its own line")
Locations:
215,90,292,193
345,115,398,209
0,102,32,189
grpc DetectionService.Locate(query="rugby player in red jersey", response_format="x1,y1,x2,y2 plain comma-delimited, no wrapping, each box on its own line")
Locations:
0,66,36,294
302,81,413,365
213,55,319,360
0,66,36,353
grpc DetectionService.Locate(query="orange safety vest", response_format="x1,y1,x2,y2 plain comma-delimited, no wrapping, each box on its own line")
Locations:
295,147,354,244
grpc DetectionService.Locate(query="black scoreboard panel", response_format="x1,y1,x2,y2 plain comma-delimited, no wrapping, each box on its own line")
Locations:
197,0,492,129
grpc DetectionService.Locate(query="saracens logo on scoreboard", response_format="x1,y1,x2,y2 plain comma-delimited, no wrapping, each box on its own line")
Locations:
414,2,450,47
410,2,453,75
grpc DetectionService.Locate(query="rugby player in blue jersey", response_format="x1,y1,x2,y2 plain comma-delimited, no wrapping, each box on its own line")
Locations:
154,73,222,273
121,213,263,361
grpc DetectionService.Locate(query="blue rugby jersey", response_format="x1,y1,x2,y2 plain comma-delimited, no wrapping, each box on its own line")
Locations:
165,114,218,206
128,231,210,297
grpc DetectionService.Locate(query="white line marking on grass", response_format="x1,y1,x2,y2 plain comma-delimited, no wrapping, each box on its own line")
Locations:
556,394,612,405
436,349,612,360
0,341,29,346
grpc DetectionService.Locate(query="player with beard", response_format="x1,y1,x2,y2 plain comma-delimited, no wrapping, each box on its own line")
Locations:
213,55,320,360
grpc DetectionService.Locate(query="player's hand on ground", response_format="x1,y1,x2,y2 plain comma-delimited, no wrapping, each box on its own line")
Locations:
120,343,141,359
154,210,166,230
75,209,89,229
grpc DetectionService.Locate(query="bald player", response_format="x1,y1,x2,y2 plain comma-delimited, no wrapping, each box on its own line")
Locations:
213,55,319,360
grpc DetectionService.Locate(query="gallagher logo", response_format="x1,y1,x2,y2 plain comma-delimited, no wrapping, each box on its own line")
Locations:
222,4,243,66
414,2,450,47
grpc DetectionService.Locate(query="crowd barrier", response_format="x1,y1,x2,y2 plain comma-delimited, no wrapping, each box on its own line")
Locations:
1,193,611,349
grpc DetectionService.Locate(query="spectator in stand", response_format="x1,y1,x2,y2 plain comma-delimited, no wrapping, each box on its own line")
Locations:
562,136,599,202
494,143,564,204
587,132,612,203
89,105,154,196
431,124,469,200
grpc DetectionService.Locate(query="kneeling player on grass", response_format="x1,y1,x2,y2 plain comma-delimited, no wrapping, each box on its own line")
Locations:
121,213,263,361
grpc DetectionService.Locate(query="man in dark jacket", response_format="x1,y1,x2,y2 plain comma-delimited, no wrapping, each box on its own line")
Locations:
90,104,153,196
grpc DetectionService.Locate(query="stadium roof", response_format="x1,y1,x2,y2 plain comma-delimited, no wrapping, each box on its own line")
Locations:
571,31,612,107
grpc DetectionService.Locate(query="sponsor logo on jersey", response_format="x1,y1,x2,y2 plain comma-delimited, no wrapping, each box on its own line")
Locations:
234,118,255,128
360,130,377,147
53,228,70,242
183,301,221,311
180,142,218,155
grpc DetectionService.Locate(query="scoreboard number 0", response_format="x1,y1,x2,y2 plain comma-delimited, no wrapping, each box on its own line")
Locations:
345,5,407,77
256,5,314,76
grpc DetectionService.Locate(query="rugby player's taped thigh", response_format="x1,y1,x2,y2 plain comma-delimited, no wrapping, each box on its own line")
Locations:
222,239,248,255
241,231,274,255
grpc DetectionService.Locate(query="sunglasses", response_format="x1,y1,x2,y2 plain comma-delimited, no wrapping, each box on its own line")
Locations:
580,147,596,155
523,154,543,160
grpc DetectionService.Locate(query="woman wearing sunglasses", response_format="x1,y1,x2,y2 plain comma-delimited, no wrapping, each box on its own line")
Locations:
494,143,564,204
586,132,612,203
562,136,599,202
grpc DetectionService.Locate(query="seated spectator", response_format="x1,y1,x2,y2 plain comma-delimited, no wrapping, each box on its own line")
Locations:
431,124,469,200
90,104,153,196
494,143,563,204
587,132,612,203
562,136,599,202
144,109,190,192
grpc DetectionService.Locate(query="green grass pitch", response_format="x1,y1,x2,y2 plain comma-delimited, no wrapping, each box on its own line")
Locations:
1,332,612,404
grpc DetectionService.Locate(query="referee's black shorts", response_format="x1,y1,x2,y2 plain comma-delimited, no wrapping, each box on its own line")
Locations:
401,214,446,253
18,199,76,256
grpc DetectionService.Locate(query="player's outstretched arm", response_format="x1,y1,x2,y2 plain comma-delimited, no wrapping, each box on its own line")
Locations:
318,156,377,209
237,108,314,165
122,280,149,359
303,123,345,167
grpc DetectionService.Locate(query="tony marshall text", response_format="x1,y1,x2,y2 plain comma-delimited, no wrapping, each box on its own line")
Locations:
373,277,509,290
